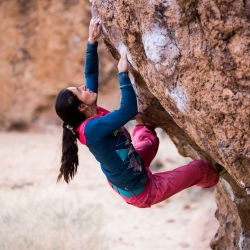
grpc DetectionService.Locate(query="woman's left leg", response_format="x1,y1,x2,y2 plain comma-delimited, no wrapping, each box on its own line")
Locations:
132,124,159,167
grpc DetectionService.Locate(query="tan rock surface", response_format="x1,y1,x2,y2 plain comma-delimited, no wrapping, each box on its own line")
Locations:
91,0,250,249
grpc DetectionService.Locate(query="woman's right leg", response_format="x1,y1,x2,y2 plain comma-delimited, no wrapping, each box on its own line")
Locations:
145,159,219,206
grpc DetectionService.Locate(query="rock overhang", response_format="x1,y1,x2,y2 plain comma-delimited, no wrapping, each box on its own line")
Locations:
92,0,250,249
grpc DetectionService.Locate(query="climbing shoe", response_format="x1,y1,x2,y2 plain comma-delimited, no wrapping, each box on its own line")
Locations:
214,163,227,176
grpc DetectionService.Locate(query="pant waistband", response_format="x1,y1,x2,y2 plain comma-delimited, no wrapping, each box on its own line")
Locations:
111,184,145,197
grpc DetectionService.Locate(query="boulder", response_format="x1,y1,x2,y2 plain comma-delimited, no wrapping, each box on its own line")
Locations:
92,0,250,249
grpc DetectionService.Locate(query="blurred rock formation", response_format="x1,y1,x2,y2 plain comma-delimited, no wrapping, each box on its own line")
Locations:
91,0,250,249
0,0,118,131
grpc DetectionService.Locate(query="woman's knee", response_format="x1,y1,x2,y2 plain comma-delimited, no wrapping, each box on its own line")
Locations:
189,159,211,170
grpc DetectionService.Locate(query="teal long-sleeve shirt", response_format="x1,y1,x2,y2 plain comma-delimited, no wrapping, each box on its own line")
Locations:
77,41,148,191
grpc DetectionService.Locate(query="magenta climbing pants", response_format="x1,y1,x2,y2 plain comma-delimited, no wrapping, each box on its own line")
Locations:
111,125,219,208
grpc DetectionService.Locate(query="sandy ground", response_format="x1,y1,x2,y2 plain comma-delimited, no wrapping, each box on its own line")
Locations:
0,129,219,250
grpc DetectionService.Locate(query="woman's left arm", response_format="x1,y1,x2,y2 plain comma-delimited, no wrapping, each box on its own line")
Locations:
84,17,102,94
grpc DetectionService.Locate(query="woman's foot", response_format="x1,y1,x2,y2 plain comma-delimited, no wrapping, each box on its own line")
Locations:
214,163,227,176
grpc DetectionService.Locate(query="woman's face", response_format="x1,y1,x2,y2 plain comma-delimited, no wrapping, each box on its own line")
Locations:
67,85,97,106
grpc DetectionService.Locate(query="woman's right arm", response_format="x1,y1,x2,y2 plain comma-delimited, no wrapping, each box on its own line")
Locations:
84,17,101,94
84,53,138,141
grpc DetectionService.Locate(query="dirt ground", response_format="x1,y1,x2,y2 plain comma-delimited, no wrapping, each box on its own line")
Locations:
0,127,219,250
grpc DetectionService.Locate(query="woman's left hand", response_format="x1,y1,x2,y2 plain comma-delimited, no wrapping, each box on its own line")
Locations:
88,17,102,44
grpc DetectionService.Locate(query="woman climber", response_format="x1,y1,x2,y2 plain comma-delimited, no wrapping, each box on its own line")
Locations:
55,17,224,208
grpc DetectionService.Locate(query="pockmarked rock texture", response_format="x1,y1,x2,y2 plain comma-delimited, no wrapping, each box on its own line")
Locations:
1,0,249,248
92,0,250,249
0,0,118,130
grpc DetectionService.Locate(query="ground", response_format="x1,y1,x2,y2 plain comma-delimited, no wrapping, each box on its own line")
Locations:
0,127,219,250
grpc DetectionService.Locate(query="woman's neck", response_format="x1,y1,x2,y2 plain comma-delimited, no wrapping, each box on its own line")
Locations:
84,106,98,119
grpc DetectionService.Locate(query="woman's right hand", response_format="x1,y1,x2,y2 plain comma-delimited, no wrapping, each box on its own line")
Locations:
88,17,102,44
118,52,128,73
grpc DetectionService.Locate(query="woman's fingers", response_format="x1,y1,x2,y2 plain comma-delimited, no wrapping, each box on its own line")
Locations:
120,52,125,60
118,52,128,72
93,19,102,38
121,52,127,63
91,18,97,27
88,16,102,43
90,17,95,25
97,24,101,34
90,17,99,28
93,20,99,30
93,18,101,28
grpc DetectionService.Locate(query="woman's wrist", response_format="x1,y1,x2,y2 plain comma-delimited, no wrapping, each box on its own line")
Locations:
88,38,96,44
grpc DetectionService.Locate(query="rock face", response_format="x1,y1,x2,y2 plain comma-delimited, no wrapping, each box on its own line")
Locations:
91,0,250,249
0,0,118,130
1,0,250,249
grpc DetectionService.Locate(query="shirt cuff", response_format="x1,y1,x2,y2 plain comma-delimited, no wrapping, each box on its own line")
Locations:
118,72,132,87
118,71,129,78
87,41,98,50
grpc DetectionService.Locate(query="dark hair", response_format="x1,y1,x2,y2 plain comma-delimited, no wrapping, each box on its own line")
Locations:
55,89,86,183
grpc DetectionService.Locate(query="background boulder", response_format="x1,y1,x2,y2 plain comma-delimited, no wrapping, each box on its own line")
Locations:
0,0,118,131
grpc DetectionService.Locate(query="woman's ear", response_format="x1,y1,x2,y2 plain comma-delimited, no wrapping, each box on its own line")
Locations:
78,103,88,113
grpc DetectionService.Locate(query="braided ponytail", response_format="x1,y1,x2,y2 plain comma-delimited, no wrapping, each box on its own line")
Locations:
55,89,85,183
57,128,79,183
